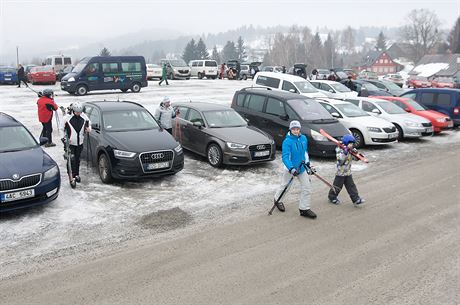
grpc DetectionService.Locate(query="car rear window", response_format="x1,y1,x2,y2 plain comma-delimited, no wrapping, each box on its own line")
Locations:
255,75,280,88
205,61,217,67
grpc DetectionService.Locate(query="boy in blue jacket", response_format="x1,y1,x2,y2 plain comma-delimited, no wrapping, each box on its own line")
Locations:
273,120,317,219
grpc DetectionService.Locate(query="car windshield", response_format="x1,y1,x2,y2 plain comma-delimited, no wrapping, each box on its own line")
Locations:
103,109,159,131
361,82,380,91
330,82,352,93
405,99,427,111
335,103,369,117
0,126,38,152
287,99,335,121
375,101,407,114
380,80,403,90
293,81,319,93
170,59,187,67
72,60,89,73
32,66,53,72
203,110,247,128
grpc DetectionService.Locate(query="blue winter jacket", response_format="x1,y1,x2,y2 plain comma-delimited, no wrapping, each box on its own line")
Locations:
281,132,310,174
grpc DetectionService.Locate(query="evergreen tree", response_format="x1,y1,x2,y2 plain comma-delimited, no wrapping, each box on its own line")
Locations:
376,31,387,51
196,38,210,59
211,45,221,63
236,36,247,61
221,41,238,63
324,33,337,68
99,47,111,56
309,32,324,68
448,17,460,53
182,39,198,63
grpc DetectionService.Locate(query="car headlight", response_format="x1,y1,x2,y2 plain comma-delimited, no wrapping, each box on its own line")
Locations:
226,142,247,149
311,129,328,141
436,118,446,123
113,149,136,158
67,77,75,82
43,165,59,180
367,127,382,132
404,120,419,127
174,144,183,154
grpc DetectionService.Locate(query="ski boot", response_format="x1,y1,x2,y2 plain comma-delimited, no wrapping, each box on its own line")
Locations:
70,178,77,189
353,198,365,207
75,176,81,183
329,198,341,205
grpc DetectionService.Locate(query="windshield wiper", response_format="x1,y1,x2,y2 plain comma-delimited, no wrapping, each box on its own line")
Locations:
308,118,337,123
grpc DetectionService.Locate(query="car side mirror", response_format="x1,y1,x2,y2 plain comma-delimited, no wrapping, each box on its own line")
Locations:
372,109,381,114
404,108,411,112
329,89,334,93
289,89,297,93
279,114,289,121
331,112,340,118
39,137,48,146
91,123,100,130
193,121,203,128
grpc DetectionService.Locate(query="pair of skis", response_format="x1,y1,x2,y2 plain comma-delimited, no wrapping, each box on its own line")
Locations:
319,129,369,163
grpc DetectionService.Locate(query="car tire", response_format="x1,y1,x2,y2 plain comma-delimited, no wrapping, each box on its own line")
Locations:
121,89,128,92
131,82,141,93
242,74,247,80
76,84,88,96
198,72,203,79
394,124,404,140
207,143,223,167
98,153,113,184
350,129,364,148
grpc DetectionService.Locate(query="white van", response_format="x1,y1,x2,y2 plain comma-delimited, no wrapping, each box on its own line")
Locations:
253,72,327,98
189,60,218,79
45,55,72,73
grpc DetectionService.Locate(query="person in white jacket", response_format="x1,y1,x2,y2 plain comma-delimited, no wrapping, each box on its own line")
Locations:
60,102,91,184
154,96,179,134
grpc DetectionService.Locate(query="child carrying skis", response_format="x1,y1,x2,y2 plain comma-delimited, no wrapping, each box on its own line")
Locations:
328,134,365,206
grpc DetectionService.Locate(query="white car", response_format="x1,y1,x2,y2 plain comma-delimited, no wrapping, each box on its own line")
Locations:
146,64,162,80
343,97,434,140
317,98,398,147
310,80,358,99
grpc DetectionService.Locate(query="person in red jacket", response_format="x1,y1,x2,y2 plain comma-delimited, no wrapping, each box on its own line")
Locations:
37,89,59,147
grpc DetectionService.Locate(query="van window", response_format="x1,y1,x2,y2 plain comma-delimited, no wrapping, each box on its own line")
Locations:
64,57,72,65
205,61,217,67
436,94,451,107
246,94,265,112
45,58,52,65
102,63,119,73
236,93,246,107
55,58,63,65
255,75,280,88
421,93,435,105
121,62,141,72
282,81,298,93
265,98,285,116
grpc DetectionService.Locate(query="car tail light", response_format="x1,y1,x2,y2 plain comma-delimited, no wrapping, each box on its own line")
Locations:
454,107,459,115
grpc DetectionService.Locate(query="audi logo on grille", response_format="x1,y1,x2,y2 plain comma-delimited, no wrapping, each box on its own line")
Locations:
12,174,20,180
151,153,164,159
257,145,266,150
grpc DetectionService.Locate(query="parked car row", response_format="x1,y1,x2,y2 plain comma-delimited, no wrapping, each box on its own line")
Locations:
406,76,456,89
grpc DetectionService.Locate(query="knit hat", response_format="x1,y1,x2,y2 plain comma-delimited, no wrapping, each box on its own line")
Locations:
289,120,301,130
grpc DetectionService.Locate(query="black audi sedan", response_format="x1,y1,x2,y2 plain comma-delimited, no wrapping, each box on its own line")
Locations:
0,113,60,212
172,102,275,167
82,101,184,183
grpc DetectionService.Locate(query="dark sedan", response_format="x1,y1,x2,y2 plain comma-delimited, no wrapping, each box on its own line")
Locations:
362,79,405,96
172,102,275,167
341,79,392,96
0,113,60,212
83,101,184,183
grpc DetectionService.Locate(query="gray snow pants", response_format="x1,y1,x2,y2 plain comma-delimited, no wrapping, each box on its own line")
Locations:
328,175,360,203
274,170,311,210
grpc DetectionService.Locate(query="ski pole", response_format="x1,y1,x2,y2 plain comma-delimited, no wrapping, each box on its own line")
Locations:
86,133,90,173
303,163,339,194
268,175,295,215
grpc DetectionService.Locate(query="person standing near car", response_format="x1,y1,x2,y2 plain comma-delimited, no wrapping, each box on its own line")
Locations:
236,61,241,80
61,102,91,184
344,75,355,91
17,64,26,88
154,96,179,134
37,89,59,147
273,120,317,219
159,63,169,86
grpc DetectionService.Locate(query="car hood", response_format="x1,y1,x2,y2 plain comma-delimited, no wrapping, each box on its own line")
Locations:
206,126,271,145
344,115,394,128
61,72,77,81
386,113,431,123
303,121,350,137
417,110,450,119
0,147,54,179
104,129,179,153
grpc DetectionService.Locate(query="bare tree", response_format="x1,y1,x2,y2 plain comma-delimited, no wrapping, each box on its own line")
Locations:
341,26,356,53
400,9,441,63
448,16,460,53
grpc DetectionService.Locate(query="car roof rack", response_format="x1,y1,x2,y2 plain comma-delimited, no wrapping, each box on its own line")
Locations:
239,86,272,91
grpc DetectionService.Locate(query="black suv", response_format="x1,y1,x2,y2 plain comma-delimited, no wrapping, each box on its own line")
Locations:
83,101,184,183
231,88,350,157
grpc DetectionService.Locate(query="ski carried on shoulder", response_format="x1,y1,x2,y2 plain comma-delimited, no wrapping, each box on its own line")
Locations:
64,132,77,189
319,129,369,163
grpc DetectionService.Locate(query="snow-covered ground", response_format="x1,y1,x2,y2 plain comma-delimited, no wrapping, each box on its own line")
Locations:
0,79,459,279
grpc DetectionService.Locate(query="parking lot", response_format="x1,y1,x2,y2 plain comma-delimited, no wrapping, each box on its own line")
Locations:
0,79,459,280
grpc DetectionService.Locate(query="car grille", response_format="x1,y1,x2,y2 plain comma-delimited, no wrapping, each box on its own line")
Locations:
249,144,272,161
422,122,432,127
178,70,189,74
383,127,396,133
140,151,173,164
0,174,41,192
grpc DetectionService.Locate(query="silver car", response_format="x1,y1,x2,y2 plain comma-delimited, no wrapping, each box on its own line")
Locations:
172,102,276,167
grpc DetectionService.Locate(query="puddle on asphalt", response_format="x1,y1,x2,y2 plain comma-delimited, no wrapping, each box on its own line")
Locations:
137,207,192,231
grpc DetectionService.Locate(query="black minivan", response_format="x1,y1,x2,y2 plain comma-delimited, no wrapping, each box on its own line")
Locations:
231,88,350,157
61,56,148,96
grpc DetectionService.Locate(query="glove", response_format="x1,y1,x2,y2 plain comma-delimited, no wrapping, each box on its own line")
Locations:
343,147,349,155
289,168,299,176
351,148,358,154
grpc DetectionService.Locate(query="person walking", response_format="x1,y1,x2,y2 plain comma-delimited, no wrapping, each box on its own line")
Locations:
154,96,179,134
273,120,317,219
220,63,226,79
236,61,241,80
17,64,26,88
61,102,91,184
328,134,365,206
37,89,59,147
159,63,169,86
344,75,355,91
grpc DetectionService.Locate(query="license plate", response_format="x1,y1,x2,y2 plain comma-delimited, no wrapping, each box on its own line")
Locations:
388,133,398,139
43,74,50,77
147,162,169,170
209,70,214,73
426,128,433,132
5,78,11,81
1,189,35,202
254,150,270,157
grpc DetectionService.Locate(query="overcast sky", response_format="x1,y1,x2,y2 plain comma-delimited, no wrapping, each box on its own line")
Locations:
0,0,459,62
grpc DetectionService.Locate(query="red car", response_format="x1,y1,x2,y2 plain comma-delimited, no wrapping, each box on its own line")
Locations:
375,96,453,133
28,66,56,85
431,77,454,88
407,76,431,88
